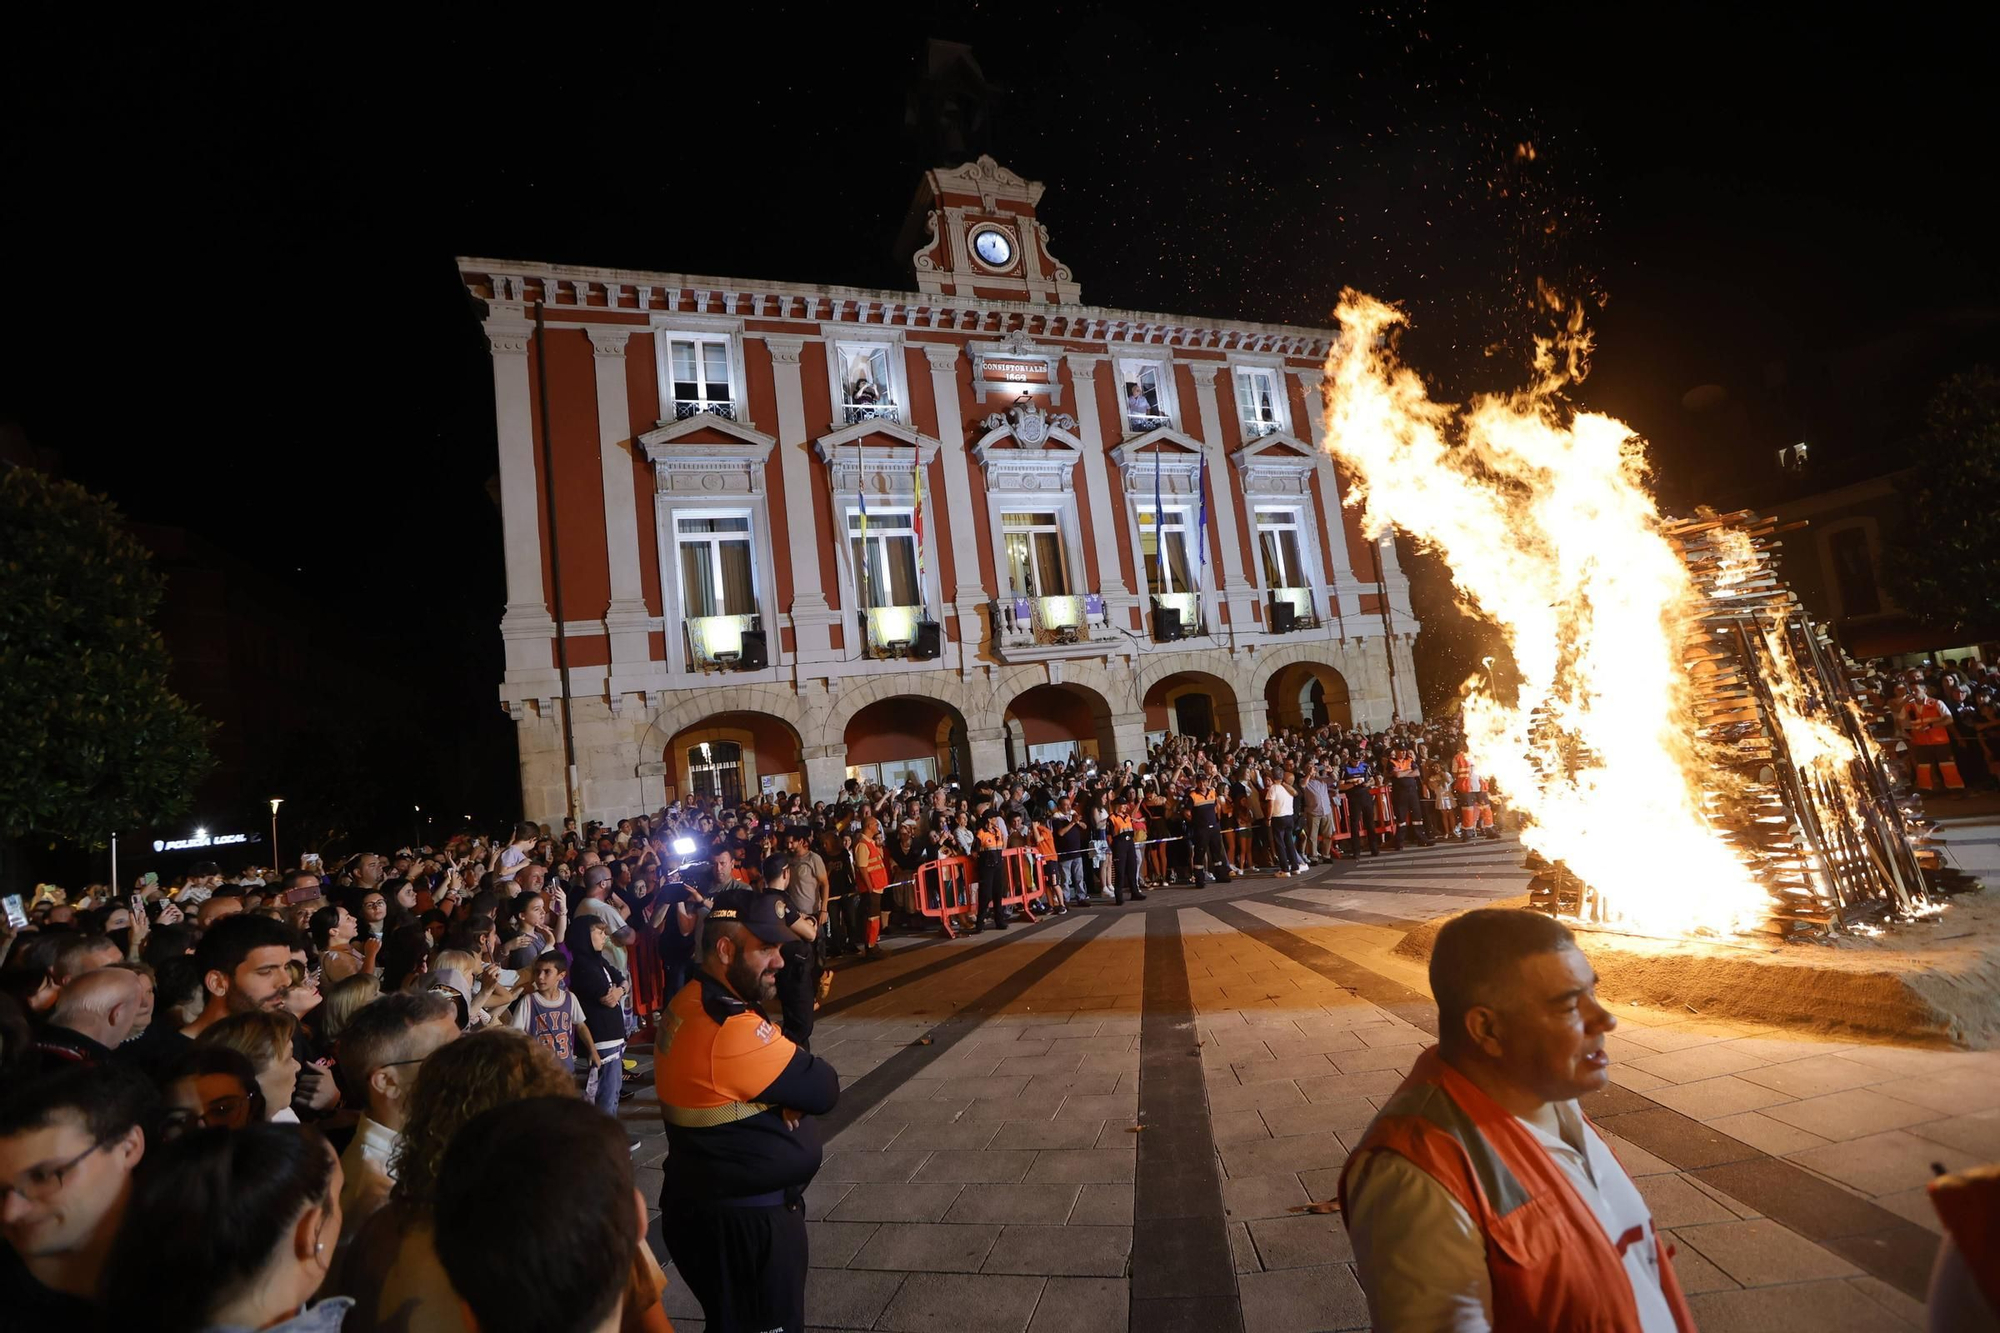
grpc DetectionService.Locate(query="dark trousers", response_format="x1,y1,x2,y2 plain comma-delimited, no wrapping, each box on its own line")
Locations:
1392,779,1431,847
776,940,816,1049
660,1198,808,1333
1190,819,1231,881
1340,792,1381,855
978,853,1007,926
1113,837,1139,902
1269,814,1299,871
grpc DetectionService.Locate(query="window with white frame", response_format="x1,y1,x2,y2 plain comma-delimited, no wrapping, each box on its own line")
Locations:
665,335,735,420
1254,507,1308,588
1002,511,1071,598
847,508,922,608
836,343,899,425
1138,506,1196,596
674,512,758,618
1119,359,1171,433
1235,367,1284,438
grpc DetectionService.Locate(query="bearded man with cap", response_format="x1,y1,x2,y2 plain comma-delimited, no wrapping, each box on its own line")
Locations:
655,887,839,1333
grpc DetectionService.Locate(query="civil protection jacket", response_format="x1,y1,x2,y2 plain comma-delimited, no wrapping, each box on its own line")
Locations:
1338,1047,1696,1333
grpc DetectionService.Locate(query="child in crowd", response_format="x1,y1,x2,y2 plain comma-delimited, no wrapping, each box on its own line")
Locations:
509,954,601,1092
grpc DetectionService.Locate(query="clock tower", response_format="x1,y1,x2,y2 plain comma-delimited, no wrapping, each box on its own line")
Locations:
902,155,1081,305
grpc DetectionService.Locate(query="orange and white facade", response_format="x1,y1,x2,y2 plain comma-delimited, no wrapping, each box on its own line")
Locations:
461,157,1420,821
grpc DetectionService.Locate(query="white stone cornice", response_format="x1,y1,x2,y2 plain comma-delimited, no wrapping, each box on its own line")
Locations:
585,326,632,357
920,342,961,371
763,335,805,365
638,413,778,454
812,419,941,464
1289,366,1326,389
1063,353,1104,379
1185,361,1222,387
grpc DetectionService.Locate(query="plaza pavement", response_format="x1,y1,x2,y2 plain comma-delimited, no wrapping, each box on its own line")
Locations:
621,820,2000,1332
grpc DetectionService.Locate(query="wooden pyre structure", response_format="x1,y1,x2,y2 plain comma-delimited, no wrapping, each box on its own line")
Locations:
1529,509,1958,939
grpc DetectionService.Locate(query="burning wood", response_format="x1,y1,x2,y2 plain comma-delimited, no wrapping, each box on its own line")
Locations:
1315,291,1967,941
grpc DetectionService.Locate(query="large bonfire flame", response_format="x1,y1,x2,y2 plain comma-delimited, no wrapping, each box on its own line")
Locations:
1318,289,1887,938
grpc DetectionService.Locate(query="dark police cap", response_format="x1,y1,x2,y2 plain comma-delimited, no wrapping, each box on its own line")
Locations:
706,887,791,944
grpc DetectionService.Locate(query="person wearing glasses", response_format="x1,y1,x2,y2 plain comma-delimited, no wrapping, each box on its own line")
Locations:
0,1062,153,1332
329,992,459,1251
159,1045,267,1136
100,1122,348,1333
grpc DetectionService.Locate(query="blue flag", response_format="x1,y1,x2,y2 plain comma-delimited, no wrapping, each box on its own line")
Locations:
1196,448,1211,591
1152,444,1164,582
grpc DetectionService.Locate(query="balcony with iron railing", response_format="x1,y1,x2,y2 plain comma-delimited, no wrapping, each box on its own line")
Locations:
1265,587,1318,634
1123,411,1171,435
673,399,737,422
842,402,901,426
992,593,1111,655
1241,416,1281,439
685,611,762,671
859,605,937,660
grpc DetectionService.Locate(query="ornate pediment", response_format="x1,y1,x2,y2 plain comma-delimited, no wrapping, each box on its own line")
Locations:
814,419,941,497
640,416,776,496
972,399,1084,491
979,397,1078,449
1109,431,1206,497
1231,430,1319,496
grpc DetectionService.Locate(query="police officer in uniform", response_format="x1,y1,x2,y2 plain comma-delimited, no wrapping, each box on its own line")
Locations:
1185,773,1232,884
1389,746,1433,849
656,888,840,1333
1109,799,1146,904
1338,757,1383,857
973,815,1009,932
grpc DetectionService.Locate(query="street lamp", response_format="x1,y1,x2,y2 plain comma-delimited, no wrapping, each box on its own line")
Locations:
269,798,284,870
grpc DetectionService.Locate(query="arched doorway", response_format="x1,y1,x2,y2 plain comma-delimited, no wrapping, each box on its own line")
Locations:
1142,671,1241,743
843,696,970,791
667,711,804,807
1002,683,1117,769
1264,661,1353,733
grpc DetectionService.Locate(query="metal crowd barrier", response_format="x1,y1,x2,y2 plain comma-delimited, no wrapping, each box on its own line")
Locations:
913,847,1054,938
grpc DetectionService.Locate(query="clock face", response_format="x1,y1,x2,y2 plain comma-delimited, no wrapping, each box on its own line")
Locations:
971,227,1014,268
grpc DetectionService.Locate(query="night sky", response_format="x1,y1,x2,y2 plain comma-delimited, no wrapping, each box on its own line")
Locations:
5,9,1996,811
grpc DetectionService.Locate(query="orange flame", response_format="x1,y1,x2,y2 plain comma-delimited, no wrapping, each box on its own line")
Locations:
1319,290,1770,935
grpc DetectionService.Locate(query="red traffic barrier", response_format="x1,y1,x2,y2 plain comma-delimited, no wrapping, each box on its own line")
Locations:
915,847,1051,938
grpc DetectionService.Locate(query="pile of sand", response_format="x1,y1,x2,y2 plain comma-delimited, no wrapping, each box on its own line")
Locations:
1394,889,2000,1049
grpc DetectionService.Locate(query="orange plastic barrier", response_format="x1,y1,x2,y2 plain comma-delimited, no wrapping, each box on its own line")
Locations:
914,848,1050,938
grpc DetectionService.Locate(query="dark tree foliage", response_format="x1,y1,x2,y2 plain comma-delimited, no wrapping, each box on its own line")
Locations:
0,468,215,847
1882,367,2000,636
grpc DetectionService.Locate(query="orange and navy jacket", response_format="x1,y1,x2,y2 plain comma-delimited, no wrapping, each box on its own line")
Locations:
654,973,840,1205
1108,814,1135,844
1187,785,1219,825
976,828,1006,860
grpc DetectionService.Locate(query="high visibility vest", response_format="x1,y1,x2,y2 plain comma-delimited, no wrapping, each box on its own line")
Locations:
1109,814,1134,841
1905,698,1954,748
1930,1163,2000,1315
1340,1048,1696,1333
1391,754,1416,780
1453,752,1483,794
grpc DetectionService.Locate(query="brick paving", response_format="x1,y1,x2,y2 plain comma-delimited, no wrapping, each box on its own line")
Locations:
623,823,2000,1331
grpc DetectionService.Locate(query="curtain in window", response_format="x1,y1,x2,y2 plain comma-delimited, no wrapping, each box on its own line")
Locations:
701,342,730,402
884,535,919,604
1033,531,1069,595
1005,532,1035,596
681,542,717,618
1163,527,1193,593
719,539,754,615
671,342,699,401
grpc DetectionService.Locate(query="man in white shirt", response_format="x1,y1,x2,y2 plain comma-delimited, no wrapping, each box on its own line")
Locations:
1339,908,1694,1332
332,992,460,1248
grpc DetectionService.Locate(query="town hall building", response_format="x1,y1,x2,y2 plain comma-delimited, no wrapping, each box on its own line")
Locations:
460,156,1421,821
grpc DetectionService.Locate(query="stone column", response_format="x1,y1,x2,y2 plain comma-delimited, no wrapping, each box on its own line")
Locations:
1293,369,1362,624
1062,354,1134,610
587,327,653,686
803,744,849,804
1186,363,1255,637
923,343,989,668
1104,710,1151,767
485,316,557,677
966,727,1010,786
1377,532,1416,634
764,336,838,662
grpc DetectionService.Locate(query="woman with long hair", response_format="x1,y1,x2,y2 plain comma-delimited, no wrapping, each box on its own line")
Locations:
346,887,389,976
102,1123,345,1333
309,904,365,984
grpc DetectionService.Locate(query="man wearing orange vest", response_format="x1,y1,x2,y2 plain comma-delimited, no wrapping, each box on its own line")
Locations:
972,816,1010,932
1339,909,1695,1332
1453,748,1498,839
1898,682,1965,794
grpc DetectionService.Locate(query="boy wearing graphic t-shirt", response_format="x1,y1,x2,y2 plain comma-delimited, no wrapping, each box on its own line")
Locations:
509,955,600,1080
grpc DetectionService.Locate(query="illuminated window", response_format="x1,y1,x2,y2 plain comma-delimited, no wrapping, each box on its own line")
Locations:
848,509,921,609
1002,511,1071,598
1139,506,1195,595
1235,367,1284,438
664,335,735,419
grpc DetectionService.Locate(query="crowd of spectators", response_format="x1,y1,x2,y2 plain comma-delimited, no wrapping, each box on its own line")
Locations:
0,710,1489,1331
1861,655,2000,793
